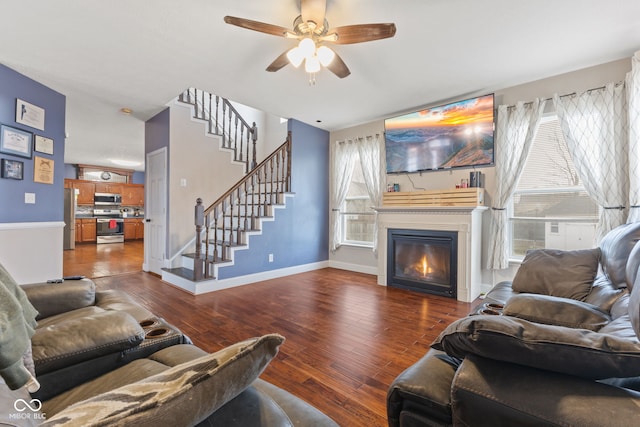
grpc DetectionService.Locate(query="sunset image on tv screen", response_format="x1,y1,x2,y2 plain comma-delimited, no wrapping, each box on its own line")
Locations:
385,94,494,173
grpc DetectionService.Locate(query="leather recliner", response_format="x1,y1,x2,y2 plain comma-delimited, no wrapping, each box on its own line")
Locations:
388,222,640,427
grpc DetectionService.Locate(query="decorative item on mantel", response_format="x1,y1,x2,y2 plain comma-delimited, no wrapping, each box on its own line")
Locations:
382,188,484,208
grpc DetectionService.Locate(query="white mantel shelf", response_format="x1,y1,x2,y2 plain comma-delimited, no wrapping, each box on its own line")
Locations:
376,205,487,302
374,206,488,214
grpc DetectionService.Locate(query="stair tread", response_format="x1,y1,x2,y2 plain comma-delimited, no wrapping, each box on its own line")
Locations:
163,267,215,282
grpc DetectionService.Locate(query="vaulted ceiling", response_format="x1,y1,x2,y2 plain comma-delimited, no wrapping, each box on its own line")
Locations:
1,0,639,170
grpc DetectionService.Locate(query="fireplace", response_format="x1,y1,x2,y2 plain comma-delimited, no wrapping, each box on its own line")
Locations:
387,228,458,298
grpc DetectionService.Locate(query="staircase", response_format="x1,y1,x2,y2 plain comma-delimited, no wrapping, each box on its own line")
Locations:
162,90,293,293
177,88,258,172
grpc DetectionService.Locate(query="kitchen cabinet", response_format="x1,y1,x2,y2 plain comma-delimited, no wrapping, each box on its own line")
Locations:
122,184,144,206
95,183,123,194
75,218,97,243
124,218,144,240
72,181,96,205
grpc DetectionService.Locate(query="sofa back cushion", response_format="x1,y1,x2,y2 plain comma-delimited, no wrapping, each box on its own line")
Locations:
503,294,610,331
22,279,96,320
432,315,640,380
599,222,640,289
511,248,600,301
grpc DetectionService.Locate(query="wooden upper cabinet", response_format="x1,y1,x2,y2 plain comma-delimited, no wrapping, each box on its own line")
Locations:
74,181,96,205
122,184,144,206
95,183,123,194
65,179,144,206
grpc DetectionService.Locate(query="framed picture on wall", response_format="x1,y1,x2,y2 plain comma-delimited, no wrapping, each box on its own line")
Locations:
16,98,45,131
0,124,32,159
34,135,54,155
1,158,24,180
33,156,54,184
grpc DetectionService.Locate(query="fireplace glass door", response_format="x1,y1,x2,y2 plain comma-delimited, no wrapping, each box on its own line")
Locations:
387,229,457,297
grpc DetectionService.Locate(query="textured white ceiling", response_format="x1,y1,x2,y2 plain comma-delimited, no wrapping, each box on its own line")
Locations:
1,0,639,171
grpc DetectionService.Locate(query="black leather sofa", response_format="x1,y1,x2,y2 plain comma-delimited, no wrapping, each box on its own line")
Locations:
0,265,338,426
388,222,640,427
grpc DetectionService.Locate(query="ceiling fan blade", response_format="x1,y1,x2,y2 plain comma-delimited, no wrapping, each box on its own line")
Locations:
224,16,292,37
326,51,351,78
266,51,290,72
328,23,397,44
300,0,326,26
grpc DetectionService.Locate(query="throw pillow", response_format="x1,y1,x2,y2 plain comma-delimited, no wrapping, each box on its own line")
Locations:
40,334,285,427
511,248,600,301
503,294,610,331
431,315,640,380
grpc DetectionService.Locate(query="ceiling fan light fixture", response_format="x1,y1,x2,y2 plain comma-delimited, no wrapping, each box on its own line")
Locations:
317,45,335,66
287,47,305,67
305,55,321,73
298,37,316,59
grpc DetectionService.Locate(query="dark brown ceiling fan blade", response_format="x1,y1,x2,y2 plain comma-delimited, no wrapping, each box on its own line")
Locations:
329,23,397,44
326,52,351,78
300,0,326,26
266,51,290,72
224,16,292,37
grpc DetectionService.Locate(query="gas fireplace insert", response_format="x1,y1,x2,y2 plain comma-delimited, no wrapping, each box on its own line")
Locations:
387,228,458,298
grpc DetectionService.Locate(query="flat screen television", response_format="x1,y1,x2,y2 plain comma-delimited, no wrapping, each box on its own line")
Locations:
384,93,495,174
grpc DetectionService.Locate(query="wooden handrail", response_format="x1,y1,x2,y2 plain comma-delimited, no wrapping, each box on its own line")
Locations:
192,132,292,280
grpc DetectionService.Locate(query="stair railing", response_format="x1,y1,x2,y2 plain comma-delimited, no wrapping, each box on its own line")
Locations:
179,88,258,172
193,133,292,280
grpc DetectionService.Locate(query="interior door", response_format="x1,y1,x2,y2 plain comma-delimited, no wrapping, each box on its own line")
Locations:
144,148,167,275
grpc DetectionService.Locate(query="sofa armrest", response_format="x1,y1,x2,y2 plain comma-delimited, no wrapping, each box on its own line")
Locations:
22,279,96,320
387,348,461,427
32,310,145,375
452,355,640,427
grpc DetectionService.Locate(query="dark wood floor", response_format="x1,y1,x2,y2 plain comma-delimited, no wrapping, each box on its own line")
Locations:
63,243,474,426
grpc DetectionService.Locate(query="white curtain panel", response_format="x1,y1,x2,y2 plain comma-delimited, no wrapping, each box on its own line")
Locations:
330,140,357,252
487,99,546,270
357,134,384,252
627,51,640,223
553,83,629,241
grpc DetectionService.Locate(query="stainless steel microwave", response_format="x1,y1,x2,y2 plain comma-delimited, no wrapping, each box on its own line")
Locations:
94,193,122,205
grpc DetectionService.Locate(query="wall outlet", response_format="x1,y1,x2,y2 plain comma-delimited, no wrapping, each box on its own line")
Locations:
268,254,274,263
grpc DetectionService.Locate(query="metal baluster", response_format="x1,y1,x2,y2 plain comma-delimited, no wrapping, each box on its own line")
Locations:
204,213,210,277
215,96,220,135
213,207,219,262
244,180,249,232
236,188,242,245
228,196,234,247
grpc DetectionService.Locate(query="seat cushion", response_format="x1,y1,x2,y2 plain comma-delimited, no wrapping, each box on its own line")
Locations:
432,315,640,380
41,334,284,427
511,248,600,301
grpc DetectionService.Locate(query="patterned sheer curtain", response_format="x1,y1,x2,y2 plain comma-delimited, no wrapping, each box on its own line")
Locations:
487,99,546,270
357,134,384,251
627,51,640,223
553,82,629,241
330,140,357,252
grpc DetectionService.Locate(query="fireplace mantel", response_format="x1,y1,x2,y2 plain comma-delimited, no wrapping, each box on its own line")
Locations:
374,205,488,302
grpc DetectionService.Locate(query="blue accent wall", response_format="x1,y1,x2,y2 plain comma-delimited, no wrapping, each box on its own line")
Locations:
0,64,66,223
132,171,145,184
218,119,329,279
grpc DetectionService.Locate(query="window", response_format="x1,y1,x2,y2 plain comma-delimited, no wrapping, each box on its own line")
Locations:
509,115,599,259
340,153,375,246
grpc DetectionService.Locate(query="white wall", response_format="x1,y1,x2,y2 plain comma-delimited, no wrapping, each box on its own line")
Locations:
0,222,64,283
328,57,632,289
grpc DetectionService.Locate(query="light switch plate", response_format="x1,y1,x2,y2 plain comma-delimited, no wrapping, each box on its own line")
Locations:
25,193,36,204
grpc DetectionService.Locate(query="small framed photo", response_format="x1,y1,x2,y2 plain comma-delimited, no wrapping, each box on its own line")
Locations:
34,135,54,155
0,124,32,159
33,156,54,184
1,158,24,180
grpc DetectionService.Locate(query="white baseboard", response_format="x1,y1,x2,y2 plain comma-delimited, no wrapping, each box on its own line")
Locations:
327,260,377,276
163,261,330,295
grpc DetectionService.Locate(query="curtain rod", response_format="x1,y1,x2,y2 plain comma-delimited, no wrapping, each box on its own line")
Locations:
505,81,624,109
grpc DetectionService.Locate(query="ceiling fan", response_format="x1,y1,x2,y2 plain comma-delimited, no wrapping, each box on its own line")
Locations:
224,0,396,82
